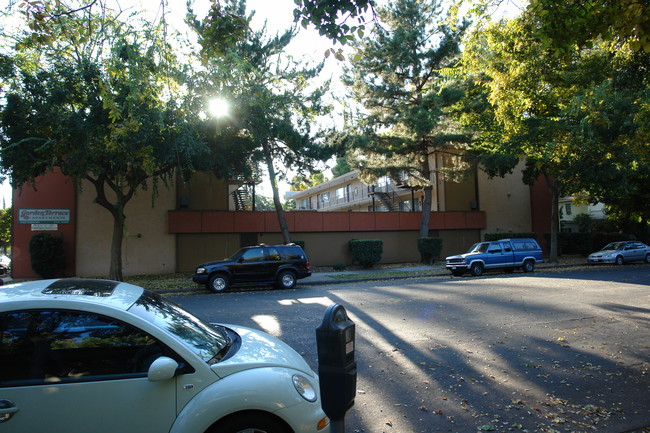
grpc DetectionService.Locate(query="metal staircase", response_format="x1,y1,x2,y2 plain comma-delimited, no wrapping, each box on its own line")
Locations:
232,187,253,211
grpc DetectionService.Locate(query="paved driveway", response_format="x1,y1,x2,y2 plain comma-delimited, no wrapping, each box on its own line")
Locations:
171,266,650,433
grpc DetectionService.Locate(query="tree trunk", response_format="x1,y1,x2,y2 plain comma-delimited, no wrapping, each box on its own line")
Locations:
109,212,125,281
419,185,433,239
546,173,560,263
262,141,292,244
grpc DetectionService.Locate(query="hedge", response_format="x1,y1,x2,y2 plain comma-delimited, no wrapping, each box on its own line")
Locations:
29,232,66,278
417,237,443,264
349,239,383,268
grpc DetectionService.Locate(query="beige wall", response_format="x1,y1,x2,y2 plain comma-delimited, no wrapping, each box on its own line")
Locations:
176,229,483,271
76,178,177,277
477,161,532,236
177,172,230,210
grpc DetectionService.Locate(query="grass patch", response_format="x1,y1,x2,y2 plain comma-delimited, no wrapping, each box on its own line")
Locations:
125,273,195,291
326,269,439,280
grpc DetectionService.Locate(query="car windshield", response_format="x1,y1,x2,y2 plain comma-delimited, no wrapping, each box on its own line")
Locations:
601,242,625,251
467,243,489,253
129,291,230,364
228,248,246,261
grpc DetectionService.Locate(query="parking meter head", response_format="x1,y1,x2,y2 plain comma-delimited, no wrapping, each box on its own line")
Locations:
316,304,355,366
315,304,357,422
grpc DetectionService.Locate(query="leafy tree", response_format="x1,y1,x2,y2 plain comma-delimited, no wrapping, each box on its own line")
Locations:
190,0,334,243
450,0,650,53
0,208,11,253
289,172,327,191
459,15,650,260
338,0,469,238
0,3,206,280
331,156,352,177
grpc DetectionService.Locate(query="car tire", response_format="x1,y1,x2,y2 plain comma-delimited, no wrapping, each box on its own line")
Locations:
210,413,289,433
207,274,229,293
470,262,483,277
276,270,297,289
615,255,624,266
645,254,650,264
522,260,535,273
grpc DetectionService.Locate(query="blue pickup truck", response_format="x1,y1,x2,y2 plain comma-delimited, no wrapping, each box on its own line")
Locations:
445,238,544,277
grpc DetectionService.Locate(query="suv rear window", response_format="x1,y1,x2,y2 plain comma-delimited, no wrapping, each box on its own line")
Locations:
512,241,538,250
276,246,305,260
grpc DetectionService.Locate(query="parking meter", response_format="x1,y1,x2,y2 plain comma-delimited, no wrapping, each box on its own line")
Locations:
316,304,356,428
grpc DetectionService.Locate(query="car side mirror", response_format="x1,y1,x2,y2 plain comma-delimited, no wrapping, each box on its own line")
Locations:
148,356,179,382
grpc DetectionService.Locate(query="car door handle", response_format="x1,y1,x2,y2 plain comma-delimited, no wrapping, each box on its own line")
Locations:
0,399,19,422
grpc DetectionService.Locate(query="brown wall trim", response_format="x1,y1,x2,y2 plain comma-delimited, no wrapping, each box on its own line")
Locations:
168,210,486,234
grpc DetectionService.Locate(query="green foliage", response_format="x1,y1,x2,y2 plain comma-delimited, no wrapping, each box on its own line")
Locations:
332,263,347,271
543,232,633,256
417,237,443,264
0,5,207,280
289,172,328,191
339,0,469,237
572,213,593,233
349,239,383,267
0,208,11,250
293,0,374,46
331,156,352,177
484,233,537,241
29,233,66,278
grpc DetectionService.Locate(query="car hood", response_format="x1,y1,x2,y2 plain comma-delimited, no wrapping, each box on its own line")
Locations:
211,324,314,378
446,252,478,260
590,249,618,256
198,259,232,268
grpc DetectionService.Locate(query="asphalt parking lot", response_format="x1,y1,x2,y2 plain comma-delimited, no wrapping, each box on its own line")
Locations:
173,264,650,433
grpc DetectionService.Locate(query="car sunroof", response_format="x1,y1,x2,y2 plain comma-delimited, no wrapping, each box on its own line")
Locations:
42,279,119,297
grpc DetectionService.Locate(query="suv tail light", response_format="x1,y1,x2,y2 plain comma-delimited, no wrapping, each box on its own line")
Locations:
306,261,310,270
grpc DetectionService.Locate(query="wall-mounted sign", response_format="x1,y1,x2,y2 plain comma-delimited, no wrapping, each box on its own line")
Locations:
19,208,71,225
31,224,58,231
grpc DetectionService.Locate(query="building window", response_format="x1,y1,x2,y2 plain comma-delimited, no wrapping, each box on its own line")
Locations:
299,198,310,210
565,203,572,216
336,187,346,201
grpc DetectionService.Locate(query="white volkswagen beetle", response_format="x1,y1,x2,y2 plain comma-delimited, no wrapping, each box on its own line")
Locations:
0,278,329,433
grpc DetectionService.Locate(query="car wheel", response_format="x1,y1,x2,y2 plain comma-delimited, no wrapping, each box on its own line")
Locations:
615,255,624,266
522,260,535,273
451,270,464,277
645,254,650,264
210,413,289,433
207,274,229,293
470,262,483,277
276,270,297,289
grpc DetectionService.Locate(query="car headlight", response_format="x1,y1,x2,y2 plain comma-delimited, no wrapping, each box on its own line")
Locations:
292,374,317,402
196,267,207,274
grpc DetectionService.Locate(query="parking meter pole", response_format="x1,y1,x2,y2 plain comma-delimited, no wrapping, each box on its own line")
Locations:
330,419,345,433
315,304,357,433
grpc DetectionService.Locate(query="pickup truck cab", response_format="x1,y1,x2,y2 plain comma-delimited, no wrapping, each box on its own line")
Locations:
445,238,544,277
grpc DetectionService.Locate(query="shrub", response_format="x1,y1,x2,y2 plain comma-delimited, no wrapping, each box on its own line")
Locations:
332,263,347,271
417,237,443,264
29,232,66,278
349,239,383,268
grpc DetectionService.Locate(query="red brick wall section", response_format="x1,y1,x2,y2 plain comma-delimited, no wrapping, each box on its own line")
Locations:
168,210,487,234
12,168,77,279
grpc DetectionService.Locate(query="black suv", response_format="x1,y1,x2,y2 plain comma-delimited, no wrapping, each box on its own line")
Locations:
193,244,311,293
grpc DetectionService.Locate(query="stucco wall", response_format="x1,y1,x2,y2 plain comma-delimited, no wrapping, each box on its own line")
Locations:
176,229,485,271
76,179,177,277
477,162,533,236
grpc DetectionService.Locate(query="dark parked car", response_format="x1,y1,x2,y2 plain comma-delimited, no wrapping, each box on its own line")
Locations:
587,241,650,265
193,244,311,292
